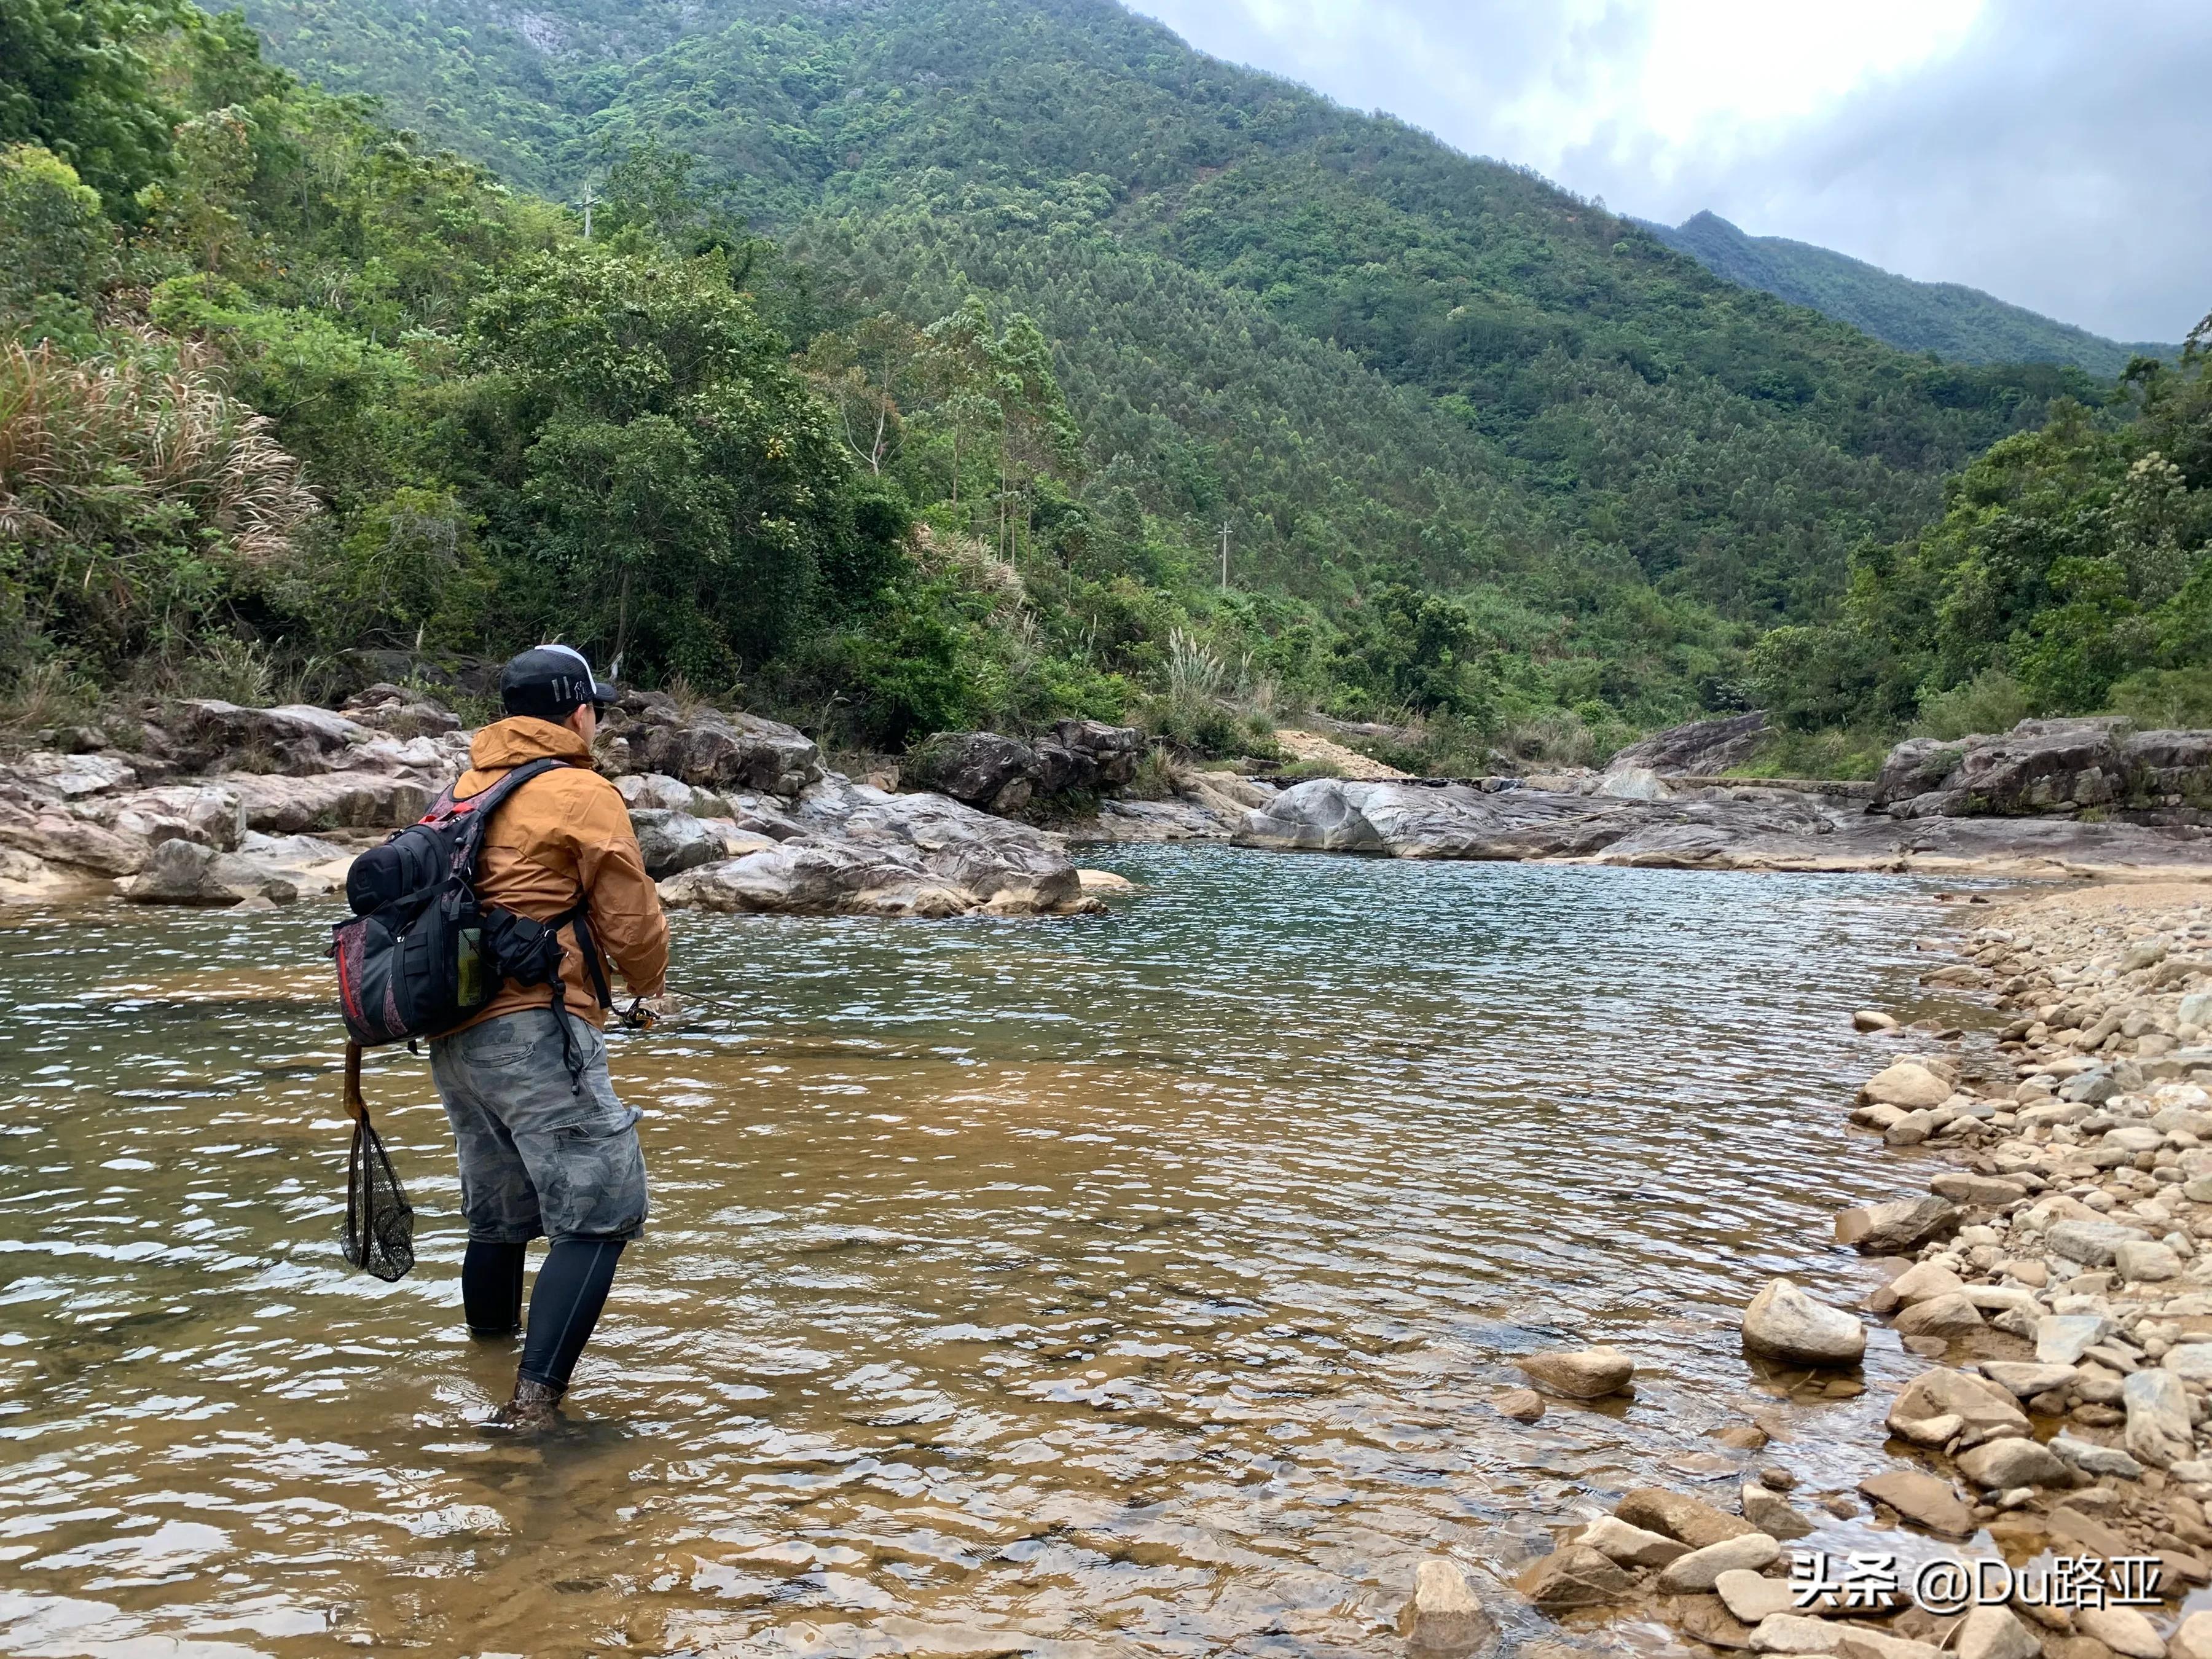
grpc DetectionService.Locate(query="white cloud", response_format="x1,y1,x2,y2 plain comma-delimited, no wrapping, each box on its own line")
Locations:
1128,0,2210,344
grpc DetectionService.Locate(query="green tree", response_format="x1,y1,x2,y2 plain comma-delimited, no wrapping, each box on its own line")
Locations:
459,243,901,680
0,144,107,311
0,0,192,210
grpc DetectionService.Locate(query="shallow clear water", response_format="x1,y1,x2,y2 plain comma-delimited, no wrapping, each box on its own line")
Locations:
0,847,1977,1658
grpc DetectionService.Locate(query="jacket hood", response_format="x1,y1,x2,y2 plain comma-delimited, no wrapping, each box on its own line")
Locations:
469,715,595,771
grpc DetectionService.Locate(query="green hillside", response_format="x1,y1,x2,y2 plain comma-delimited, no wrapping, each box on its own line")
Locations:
228,0,2097,618
8,0,2192,772
1644,211,2179,378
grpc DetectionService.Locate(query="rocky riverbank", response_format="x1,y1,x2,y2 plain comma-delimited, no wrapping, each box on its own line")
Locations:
0,689,1102,917
1415,883,2212,1659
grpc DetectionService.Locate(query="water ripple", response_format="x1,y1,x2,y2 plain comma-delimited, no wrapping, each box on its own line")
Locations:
0,849,1979,1656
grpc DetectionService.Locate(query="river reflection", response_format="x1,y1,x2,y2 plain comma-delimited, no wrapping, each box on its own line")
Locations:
1,849,1974,1657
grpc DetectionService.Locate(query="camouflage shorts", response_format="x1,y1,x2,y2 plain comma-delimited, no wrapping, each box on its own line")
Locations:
429,1008,648,1244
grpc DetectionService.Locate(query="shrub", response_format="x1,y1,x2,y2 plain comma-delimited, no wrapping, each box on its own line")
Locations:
2108,665,2212,729
1913,670,2033,740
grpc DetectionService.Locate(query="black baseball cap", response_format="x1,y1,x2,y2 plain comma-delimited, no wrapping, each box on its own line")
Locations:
500,645,618,721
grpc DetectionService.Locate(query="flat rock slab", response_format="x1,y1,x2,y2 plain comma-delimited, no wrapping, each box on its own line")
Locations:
1615,1488,1759,1550
2046,1220,2154,1267
1237,777,2212,877
1978,1361,2081,1398
1515,1544,1636,1610
1858,1469,1974,1536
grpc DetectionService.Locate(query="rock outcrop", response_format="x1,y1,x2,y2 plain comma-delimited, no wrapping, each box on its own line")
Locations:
1873,717,2212,822
1604,712,1769,777
659,777,1095,918
597,691,825,798
1233,775,2212,876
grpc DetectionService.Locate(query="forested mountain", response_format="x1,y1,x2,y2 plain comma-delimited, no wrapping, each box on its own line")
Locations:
4,0,2203,771
230,0,2093,621
1644,211,2179,380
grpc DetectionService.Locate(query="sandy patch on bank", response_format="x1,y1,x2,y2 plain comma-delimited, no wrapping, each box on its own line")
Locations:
1273,729,1410,780
1997,879,2212,924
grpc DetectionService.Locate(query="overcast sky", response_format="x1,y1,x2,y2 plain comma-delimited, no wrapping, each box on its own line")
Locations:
1126,0,2210,346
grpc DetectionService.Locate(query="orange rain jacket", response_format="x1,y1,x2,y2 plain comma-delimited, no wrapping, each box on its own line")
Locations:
447,716,668,1033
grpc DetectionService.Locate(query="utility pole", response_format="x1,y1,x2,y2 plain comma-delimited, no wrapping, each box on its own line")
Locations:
1219,520,1230,593
578,182,597,240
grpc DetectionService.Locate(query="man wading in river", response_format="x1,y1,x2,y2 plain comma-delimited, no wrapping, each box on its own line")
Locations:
436,646,669,1431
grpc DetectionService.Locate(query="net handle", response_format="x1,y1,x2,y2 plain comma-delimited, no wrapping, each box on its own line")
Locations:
343,1042,367,1125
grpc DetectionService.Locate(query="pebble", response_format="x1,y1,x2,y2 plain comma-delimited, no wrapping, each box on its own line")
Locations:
1956,1606,2043,1659
2037,1312,2116,1363
1402,1557,1500,1658
2125,1368,2195,1468
1655,1531,1779,1593
1740,1277,1867,1367
1576,1515,1685,1568
1858,1468,1975,1535
2119,1240,2186,1281
1892,1291,1985,1339
1714,1568,1795,1625
2171,1611,2212,1659
1957,1435,2070,1489
1615,1487,1758,1548
2050,1431,2143,1480
1835,1196,1961,1255
1861,1061,1954,1109
1516,1347,1634,1399
1514,1544,1636,1610
1740,1482,1814,1540
2078,1606,2167,1659
1978,1359,2079,1397
1888,1261,1967,1305
1492,1388,1545,1423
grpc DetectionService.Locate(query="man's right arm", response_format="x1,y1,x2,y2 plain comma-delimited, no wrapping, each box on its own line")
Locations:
571,782,670,998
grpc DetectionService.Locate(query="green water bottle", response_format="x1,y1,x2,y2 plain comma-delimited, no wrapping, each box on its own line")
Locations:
456,926,485,1006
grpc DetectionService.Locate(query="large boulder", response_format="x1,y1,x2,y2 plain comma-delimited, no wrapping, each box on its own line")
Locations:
904,732,1045,815
603,694,824,798
224,771,437,834
156,699,374,775
1032,719,1145,796
0,789,156,876
339,682,463,739
122,837,299,905
71,784,245,853
1605,712,1768,777
629,809,771,880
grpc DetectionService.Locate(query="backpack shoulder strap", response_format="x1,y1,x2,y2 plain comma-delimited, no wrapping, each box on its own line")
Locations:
431,756,574,873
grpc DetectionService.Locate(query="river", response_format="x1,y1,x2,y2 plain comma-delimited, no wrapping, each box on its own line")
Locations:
0,847,1980,1658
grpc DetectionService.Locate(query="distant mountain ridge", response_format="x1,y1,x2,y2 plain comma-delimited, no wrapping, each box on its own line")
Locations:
1641,211,2177,379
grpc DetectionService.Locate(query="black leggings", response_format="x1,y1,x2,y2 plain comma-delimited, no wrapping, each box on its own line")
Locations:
462,1237,626,1392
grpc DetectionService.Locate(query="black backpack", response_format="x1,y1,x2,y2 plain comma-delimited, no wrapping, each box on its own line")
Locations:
331,758,611,1061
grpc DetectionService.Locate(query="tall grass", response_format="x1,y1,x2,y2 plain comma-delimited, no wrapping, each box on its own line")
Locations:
0,338,319,678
